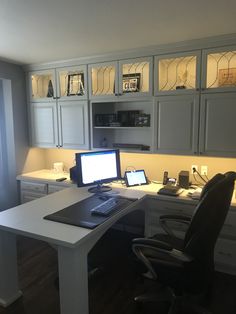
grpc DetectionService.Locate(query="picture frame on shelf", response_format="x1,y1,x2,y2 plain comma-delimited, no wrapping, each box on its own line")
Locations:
218,68,236,87
122,73,141,93
135,114,150,127
67,73,85,96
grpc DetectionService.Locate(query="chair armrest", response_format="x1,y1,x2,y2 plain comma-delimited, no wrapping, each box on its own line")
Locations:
132,237,172,251
159,214,191,238
132,237,193,280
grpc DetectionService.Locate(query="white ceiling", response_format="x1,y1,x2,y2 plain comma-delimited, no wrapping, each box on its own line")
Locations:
1,0,236,65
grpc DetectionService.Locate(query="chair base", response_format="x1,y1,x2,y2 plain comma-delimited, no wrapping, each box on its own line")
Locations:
134,287,212,314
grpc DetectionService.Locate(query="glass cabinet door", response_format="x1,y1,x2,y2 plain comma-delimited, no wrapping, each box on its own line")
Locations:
154,51,200,95
56,65,87,100
29,70,56,102
88,62,118,98
202,46,236,92
119,57,153,97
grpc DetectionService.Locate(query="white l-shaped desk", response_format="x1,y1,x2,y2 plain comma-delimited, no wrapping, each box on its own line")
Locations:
0,183,235,314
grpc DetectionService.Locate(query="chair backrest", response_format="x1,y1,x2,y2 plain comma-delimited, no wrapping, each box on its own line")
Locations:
183,172,236,266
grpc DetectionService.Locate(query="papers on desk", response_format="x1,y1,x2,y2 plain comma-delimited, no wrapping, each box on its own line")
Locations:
188,187,202,200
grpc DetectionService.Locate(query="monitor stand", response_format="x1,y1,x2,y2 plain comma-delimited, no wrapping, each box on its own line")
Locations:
88,183,112,193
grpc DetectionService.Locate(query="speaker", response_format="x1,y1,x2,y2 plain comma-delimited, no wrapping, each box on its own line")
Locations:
70,166,78,183
178,170,190,189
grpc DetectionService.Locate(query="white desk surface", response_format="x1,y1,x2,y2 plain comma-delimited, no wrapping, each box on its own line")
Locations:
1,180,235,248
0,185,146,248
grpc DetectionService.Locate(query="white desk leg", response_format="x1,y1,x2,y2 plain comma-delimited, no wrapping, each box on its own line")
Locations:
58,245,88,314
0,231,22,307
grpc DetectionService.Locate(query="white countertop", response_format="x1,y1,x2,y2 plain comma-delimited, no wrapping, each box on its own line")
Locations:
17,169,73,186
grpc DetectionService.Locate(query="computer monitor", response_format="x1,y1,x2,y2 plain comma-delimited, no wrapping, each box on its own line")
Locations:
76,149,121,193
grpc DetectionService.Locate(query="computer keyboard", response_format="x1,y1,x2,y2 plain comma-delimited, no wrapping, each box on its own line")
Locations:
90,197,127,216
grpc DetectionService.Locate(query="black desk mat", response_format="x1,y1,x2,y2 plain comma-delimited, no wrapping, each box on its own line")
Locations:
43,195,136,229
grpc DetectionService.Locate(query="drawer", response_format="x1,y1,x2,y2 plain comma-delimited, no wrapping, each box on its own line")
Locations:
48,184,68,194
147,199,194,217
21,191,45,204
220,211,236,239
215,238,236,268
21,181,47,193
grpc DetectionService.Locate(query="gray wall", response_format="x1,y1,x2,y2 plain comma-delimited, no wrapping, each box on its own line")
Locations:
0,60,28,209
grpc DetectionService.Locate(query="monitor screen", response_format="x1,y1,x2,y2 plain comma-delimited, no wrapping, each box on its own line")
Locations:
76,149,121,192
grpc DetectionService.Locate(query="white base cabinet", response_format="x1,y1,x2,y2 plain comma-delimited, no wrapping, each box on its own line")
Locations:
19,180,70,204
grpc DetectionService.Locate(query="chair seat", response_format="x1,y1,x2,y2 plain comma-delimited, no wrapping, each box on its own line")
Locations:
152,233,184,251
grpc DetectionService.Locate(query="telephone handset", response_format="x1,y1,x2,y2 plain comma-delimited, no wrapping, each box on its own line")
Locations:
162,171,168,185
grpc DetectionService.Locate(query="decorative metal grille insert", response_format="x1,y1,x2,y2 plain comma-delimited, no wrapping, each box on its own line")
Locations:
122,61,149,93
158,56,196,91
207,51,236,88
91,66,116,96
31,74,53,98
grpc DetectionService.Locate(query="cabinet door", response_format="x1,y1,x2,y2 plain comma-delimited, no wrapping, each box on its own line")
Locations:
30,102,59,148
199,93,236,156
118,57,153,97
88,61,118,99
56,65,88,100
58,101,89,149
154,51,201,96
29,69,56,102
155,95,199,155
201,45,236,93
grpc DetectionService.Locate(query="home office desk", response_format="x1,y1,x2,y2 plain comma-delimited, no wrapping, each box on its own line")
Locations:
0,183,235,314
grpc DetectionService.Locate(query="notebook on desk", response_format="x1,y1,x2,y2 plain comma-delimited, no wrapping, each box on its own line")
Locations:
43,195,136,229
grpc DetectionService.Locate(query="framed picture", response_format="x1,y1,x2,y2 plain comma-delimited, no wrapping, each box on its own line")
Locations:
218,68,236,87
67,73,85,96
122,73,141,93
135,114,150,127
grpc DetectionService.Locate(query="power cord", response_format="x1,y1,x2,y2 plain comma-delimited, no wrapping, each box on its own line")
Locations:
192,167,208,184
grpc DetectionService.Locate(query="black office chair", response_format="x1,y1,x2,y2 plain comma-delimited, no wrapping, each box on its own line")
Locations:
132,172,236,314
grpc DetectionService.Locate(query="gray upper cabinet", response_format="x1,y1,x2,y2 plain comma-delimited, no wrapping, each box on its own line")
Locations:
30,101,89,149
155,95,200,155
26,38,236,157
154,51,201,96
199,93,236,157
201,45,236,93
29,69,56,102
58,101,89,149
30,102,58,147
88,57,153,99
28,67,89,149
29,66,88,102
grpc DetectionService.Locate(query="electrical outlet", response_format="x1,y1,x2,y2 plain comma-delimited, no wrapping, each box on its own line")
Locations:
191,165,198,174
201,165,208,176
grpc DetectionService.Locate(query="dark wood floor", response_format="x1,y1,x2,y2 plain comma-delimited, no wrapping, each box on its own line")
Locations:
0,230,235,314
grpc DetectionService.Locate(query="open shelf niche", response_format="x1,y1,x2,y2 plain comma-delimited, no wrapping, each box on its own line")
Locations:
90,100,154,152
